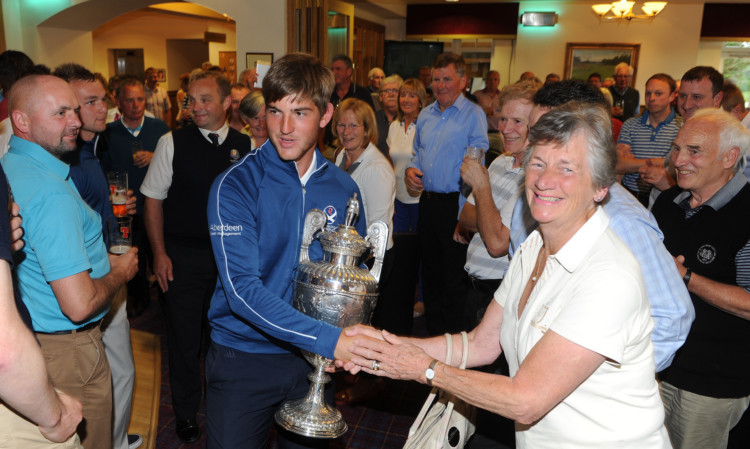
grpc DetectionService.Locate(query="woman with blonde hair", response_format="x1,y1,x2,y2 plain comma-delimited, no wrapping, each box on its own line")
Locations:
332,98,395,250
387,78,426,233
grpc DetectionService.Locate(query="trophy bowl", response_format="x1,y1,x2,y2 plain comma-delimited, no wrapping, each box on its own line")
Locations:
274,195,388,439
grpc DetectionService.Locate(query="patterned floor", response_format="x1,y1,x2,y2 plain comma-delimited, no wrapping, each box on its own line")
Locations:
128,294,429,449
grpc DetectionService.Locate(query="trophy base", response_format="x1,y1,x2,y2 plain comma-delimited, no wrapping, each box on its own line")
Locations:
274,397,348,439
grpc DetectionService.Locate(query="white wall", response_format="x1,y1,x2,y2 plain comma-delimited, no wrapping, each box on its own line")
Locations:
2,0,286,86
92,12,236,90
491,39,514,89
37,27,95,69
697,40,724,71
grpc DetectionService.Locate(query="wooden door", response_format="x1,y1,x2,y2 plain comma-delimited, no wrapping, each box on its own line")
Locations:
353,18,385,86
219,51,237,83
287,0,328,61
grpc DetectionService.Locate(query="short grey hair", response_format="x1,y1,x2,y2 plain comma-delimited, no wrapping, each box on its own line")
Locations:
525,102,616,190
689,108,750,173
380,74,403,92
239,90,265,121
614,62,634,76
368,67,384,79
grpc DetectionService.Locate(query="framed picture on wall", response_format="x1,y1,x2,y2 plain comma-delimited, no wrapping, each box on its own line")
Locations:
155,68,166,82
564,43,640,83
246,52,273,69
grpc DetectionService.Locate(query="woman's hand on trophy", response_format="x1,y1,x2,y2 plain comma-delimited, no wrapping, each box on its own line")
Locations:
348,330,432,381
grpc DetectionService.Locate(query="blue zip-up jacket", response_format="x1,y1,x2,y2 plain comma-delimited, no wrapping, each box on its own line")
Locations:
207,141,366,359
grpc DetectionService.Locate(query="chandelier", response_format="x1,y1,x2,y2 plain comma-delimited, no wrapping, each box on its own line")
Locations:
592,1,667,20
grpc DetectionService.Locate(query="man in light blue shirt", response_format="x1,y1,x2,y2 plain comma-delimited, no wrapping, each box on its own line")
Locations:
508,80,694,372
2,75,138,449
405,53,488,335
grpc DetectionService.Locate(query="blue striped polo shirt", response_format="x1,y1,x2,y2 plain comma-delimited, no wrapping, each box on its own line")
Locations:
618,109,682,194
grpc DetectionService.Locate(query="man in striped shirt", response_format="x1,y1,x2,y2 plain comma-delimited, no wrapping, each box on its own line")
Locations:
455,81,537,331
616,73,681,206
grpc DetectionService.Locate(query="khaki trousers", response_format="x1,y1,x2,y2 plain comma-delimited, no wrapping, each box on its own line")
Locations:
36,326,112,449
0,403,81,449
662,381,750,449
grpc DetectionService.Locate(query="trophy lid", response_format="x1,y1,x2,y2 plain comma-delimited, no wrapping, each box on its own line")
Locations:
317,194,370,258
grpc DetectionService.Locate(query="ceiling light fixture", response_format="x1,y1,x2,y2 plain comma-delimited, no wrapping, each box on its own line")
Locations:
592,1,666,21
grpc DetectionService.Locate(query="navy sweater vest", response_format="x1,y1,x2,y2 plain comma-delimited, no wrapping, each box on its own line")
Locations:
164,124,250,244
653,183,750,397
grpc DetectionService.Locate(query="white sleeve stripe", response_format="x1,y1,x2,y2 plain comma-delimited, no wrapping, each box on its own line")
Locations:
212,157,317,341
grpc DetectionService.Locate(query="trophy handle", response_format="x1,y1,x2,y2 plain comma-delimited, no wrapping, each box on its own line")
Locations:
299,209,327,263
366,221,389,282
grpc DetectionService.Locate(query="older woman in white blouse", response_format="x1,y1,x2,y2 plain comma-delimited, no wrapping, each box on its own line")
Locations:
342,102,671,448
332,98,395,251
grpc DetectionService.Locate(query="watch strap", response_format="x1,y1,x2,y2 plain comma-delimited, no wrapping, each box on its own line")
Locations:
425,359,439,386
683,268,692,286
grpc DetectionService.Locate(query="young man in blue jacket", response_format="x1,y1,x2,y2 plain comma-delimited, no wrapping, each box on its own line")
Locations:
206,53,372,448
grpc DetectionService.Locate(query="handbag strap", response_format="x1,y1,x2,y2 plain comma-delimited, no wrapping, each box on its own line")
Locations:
434,333,460,449
408,333,453,438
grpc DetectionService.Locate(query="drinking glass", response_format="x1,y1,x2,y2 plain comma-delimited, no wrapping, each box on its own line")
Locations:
107,171,128,217
107,216,133,255
131,141,143,161
461,146,485,197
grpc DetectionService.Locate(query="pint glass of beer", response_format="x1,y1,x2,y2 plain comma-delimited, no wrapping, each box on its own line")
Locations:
107,171,128,217
107,216,133,255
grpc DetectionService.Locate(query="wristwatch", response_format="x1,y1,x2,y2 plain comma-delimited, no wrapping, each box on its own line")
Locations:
425,359,439,386
683,268,692,287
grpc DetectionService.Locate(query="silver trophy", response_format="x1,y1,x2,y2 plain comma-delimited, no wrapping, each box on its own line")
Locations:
274,194,388,438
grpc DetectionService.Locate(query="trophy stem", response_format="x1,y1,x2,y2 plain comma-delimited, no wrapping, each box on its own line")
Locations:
308,362,330,393
274,361,348,439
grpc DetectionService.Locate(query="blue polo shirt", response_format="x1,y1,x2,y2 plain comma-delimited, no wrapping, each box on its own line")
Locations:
407,94,489,194
617,109,682,195
1,136,110,332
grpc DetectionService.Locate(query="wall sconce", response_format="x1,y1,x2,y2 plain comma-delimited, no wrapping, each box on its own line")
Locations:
592,1,667,21
520,12,559,27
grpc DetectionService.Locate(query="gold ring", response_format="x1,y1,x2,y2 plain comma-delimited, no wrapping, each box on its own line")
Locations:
372,360,380,371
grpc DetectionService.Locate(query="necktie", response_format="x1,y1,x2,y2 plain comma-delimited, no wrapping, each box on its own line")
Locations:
209,133,219,147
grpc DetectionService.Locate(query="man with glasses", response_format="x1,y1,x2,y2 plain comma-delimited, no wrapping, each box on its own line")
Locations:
610,62,640,122
375,75,402,157
322,54,374,153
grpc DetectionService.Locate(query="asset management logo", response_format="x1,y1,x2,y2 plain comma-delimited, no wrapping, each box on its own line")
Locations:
209,223,243,237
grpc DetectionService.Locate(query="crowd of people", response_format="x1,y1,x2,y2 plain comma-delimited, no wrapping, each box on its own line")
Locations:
0,45,748,449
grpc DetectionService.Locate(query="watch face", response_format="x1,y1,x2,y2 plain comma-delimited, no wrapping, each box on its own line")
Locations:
426,368,435,380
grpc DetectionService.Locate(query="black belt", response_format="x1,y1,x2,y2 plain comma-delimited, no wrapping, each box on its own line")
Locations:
466,274,502,292
422,191,459,201
36,319,102,335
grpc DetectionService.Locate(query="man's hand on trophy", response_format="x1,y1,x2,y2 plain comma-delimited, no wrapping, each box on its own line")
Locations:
333,325,386,374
